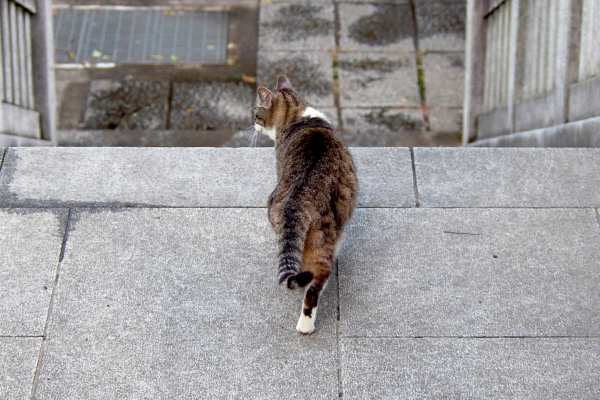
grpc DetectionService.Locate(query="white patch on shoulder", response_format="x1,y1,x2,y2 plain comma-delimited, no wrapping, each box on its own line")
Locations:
255,123,276,141
296,307,317,334
302,107,330,123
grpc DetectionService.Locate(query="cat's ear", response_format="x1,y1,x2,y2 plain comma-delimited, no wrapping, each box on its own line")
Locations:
276,76,292,91
257,87,273,108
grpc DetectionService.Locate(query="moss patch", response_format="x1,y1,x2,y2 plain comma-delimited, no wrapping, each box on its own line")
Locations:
259,54,332,98
85,81,169,130
364,109,424,131
338,57,407,73
348,4,414,46
265,4,333,41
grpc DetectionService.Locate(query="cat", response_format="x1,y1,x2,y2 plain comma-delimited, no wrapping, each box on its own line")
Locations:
254,76,358,334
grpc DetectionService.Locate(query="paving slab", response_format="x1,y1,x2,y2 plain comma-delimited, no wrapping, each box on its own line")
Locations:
257,50,335,107
351,147,415,207
0,209,67,336
339,208,600,337
414,0,466,51
338,53,420,107
341,338,600,399
170,82,254,131
0,338,41,399
259,2,335,51
415,148,600,207
0,148,411,208
428,107,463,133
341,108,425,146
422,53,465,107
36,208,338,399
57,129,242,147
338,3,415,52
84,80,170,130
0,148,276,208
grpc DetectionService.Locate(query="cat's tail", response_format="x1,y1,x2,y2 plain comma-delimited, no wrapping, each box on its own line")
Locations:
278,202,311,288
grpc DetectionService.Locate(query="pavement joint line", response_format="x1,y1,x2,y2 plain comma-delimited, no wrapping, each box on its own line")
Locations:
2,205,600,210
165,81,174,130
0,148,5,177
338,105,425,110
332,0,343,134
409,148,421,207
337,49,427,55
408,0,431,130
0,335,43,338
58,208,72,263
342,336,600,340
30,208,72,399
0,205,272,210
335,259,343,399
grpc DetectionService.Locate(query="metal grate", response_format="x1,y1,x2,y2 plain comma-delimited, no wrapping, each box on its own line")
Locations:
53,8,228,65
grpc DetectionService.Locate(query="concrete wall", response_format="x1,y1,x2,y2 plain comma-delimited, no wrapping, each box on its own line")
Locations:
464,0,600,147
0,0,54,146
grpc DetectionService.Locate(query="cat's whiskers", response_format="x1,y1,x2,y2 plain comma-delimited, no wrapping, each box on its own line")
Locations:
241,125,257,147
251,129,259,147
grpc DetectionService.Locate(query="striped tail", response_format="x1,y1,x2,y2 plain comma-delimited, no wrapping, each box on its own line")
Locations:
277,204,310,288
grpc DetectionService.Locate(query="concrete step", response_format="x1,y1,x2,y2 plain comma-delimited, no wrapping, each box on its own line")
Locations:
1,147,599,399
56,129,261,147
1,147,599,208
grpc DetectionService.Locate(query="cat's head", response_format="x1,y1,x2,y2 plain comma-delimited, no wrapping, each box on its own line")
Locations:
254,76,328,141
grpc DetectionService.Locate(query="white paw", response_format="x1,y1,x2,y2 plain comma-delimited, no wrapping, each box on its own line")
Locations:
296,314,315,335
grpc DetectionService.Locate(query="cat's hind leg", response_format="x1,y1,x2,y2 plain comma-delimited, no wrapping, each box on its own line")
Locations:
296,249,333,334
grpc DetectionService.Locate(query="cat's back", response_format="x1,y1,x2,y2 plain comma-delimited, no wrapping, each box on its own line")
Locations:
275,117,357,214
276,118,356,185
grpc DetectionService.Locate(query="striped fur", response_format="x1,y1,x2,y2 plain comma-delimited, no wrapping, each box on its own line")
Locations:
256,76,358,334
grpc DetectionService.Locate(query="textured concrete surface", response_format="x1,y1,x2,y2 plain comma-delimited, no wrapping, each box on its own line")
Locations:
472,116,600,148
338,53,420,107
84,80,170,131
37,208,338,399
414,0,466,51
0,147,412,208
0,338,42,399
341,108,425,146
0,148,276,207
415,148,600,207
341,338,600,399
1,147,599,398
338,3,415,52
422,53,465,107
170,82,254,131
569,75,600,122
428,107,463,133
351,147,414,207
0,209,67,336
259,3,335,51
340,208,600,337
257,50,335,107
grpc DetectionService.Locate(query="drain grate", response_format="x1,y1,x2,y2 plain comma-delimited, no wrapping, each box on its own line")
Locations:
53,7,228,65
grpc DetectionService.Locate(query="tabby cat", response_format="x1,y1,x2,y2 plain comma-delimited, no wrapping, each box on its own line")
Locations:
254,76,358,334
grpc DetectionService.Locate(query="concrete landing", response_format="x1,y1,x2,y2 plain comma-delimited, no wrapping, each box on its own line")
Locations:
1,147,599,399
